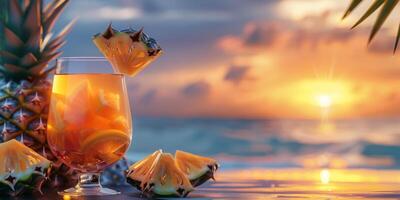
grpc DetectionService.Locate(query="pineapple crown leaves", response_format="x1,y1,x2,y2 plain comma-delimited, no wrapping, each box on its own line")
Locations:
342,0,400,53
0,0,75,81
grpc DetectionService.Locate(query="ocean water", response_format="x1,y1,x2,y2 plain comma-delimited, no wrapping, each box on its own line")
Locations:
126,117,400,170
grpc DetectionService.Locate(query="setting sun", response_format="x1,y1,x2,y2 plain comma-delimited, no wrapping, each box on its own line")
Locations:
317,95,332,108
320,169,331,184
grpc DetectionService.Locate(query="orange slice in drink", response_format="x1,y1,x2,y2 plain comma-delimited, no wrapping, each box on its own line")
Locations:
81,129,130,163
81,129,129,151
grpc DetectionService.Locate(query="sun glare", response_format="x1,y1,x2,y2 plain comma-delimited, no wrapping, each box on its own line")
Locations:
283,79,356,118
320,169,330,184
317,95,332,108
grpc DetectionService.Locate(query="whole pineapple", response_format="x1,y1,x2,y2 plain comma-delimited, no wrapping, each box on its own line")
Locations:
0,0,77,188
1,0,133,188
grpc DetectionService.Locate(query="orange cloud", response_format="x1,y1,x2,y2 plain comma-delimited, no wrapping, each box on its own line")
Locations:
213,11,400,119
127,2,400,119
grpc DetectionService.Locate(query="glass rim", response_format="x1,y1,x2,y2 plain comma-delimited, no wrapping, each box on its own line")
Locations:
55,57,123,75
54,73,124,76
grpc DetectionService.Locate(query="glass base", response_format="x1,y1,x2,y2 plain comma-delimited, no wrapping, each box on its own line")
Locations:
59,186,120,196
59,173,120,196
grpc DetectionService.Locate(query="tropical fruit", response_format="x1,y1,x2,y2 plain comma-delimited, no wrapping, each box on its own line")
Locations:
126,151,194,197
47,75,132,173
175,150,219,187
0,0,80,189
0,0,71,150
80,129,130,165
126,149,163,190
0,139,51,196
126,150,219,197
93,24,162,76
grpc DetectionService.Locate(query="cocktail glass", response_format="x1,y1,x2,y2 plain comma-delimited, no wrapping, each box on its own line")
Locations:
47,57,132,196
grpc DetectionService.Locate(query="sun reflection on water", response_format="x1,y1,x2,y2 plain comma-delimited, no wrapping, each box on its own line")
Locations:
192,168,400,199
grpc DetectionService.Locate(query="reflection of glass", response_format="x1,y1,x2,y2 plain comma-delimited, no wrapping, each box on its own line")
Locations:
47,57,132,196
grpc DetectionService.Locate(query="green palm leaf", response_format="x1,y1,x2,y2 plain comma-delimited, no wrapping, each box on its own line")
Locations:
343,0,400,52
351,0,385,29
394,23,400,52
368,0,399,43
342,0,363,19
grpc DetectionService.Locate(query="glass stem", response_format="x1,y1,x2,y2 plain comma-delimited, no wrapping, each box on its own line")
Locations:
59,172,119,196
76,173,102,189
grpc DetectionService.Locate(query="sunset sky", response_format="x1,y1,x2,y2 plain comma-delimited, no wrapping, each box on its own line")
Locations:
55,0,400,119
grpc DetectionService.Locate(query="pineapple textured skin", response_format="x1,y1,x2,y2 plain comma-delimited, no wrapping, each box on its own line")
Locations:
0,0,79,189
0,0,72,152
0,79,51,151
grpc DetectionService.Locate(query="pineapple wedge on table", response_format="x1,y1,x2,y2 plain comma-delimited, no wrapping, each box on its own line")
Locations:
0,0,77,188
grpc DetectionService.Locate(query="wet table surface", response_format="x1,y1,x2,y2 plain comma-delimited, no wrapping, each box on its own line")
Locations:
4,169,400,200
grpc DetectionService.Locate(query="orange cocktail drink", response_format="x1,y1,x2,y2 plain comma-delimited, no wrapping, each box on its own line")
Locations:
47,74,132,172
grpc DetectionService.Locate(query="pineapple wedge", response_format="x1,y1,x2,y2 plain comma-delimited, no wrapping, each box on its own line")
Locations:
93,24,162,76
